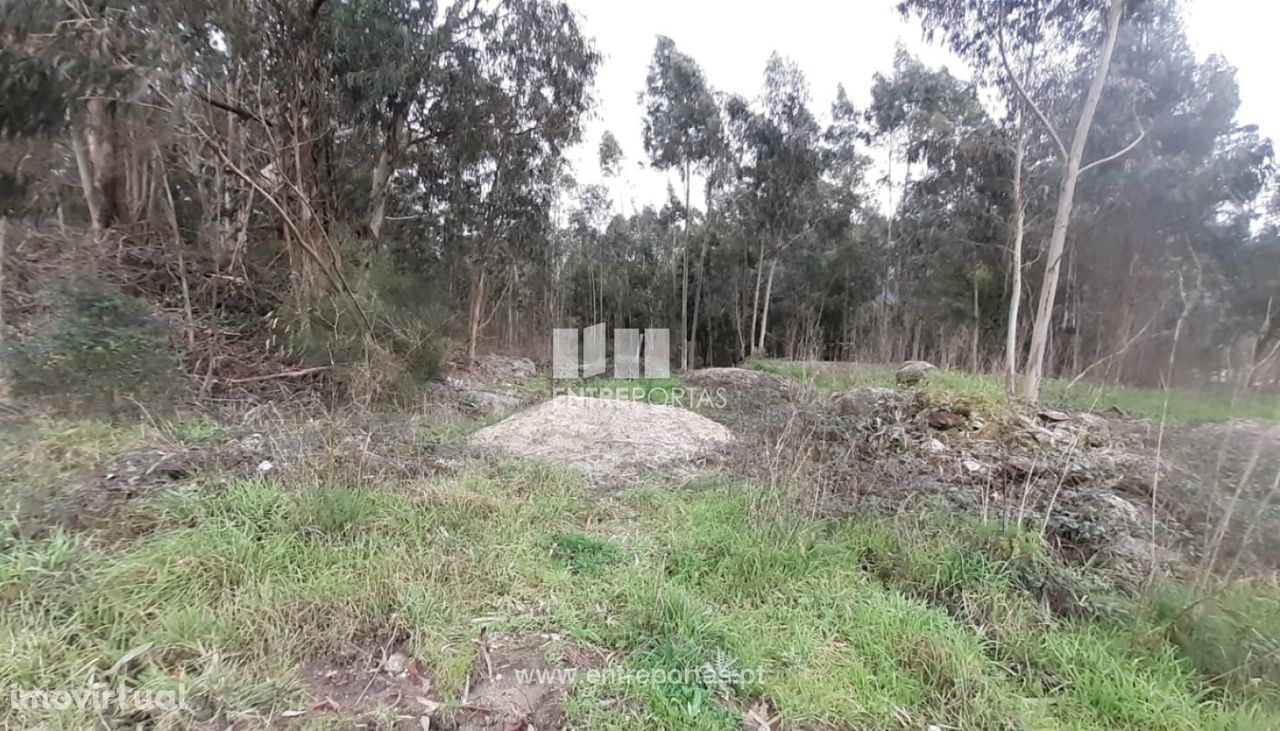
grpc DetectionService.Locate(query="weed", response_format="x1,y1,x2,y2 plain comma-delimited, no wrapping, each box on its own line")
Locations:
2,458,1279,729
553,532,623,576
749,359,1280,423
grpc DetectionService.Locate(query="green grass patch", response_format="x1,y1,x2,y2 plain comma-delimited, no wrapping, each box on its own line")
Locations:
749,358,1280,423
553,532,623,576
3,457,1280,729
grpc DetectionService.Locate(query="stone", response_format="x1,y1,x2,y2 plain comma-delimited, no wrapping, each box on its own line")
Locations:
1003,455,1038,477
895,360,937,386
926,410,967,431
384,652,408,675
830,387,901,418
478,354,537,379
465,390,522,416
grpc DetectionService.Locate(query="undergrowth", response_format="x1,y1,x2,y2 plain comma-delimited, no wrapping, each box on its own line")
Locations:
3,443,1280,729
749,358,1280,423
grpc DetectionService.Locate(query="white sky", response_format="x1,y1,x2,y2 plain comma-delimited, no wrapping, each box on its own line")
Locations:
561,0,1277,211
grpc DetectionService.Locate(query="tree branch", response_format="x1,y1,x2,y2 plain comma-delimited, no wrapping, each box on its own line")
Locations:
1079,122,1146,175
997,19,1068,161
195,90,273,128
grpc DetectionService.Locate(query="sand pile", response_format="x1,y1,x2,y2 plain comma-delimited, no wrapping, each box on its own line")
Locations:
468,396,734,478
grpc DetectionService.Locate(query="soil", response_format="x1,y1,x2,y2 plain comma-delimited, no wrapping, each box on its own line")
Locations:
291,631,607,731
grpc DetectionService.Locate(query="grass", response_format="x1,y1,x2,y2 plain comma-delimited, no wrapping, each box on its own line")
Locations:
749,358,1280,423
4,414,1280,730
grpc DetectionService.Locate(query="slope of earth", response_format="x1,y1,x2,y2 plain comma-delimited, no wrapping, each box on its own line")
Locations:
2,359,1280,730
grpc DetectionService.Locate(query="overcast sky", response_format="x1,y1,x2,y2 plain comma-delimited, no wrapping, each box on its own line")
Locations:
561,0,1276,211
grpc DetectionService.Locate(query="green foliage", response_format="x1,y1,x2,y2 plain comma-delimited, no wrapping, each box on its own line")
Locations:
1149,583,1280,700
750,359,1280,423
552,532,622,576
3,457,1280,729
3,275,180,415
285,257,450,403
640,36,722,175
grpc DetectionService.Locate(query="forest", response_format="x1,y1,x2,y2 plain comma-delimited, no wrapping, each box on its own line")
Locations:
8,3,1280,730
1,0,1277,408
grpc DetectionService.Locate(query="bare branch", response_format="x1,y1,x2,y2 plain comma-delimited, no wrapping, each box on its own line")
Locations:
997,19,1068,161
1080,122,1146,175
194,90,273,128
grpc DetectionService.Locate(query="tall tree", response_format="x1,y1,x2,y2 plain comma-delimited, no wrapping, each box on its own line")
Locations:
901,0,1138,399
640,36,721,369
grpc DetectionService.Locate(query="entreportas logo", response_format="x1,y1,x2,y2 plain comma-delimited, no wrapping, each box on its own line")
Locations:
552,324,670,380
550,325,727,409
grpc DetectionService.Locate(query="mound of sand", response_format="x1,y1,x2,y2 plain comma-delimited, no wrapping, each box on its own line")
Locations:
684,367,791,392
468,396,734,477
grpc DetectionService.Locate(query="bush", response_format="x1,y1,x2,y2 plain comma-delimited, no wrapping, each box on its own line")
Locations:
283,257,451,405
3,275,181,414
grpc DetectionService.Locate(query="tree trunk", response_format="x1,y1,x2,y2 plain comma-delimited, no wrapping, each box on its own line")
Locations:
681,159,691,371
368,106,406,243
1005,108,1028,396
71,121,104,233
1023,0,1125,401
467,268,487,364
733,275,745,362
971,273,981,373
0,217,6,393
690,180,712,371
749,239,765,356
757,258,778,354
85,97,123,228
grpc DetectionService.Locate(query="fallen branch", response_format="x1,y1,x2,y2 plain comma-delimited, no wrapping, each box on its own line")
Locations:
223,366,331,384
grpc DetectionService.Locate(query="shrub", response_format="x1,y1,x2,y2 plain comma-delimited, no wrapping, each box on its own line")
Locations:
282,257,451,405
3,275,180,414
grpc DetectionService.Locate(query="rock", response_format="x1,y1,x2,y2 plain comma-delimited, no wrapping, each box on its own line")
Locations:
1038,409,1071,423
1003,455,1038,477
895,360,937,386
926,410,967,431
478,354,537,379
446,376,522,416
467,390,522,416
924,438,947,454
829,387,901,418
384,652,408,675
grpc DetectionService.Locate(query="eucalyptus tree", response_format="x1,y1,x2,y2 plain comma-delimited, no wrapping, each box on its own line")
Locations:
732,53,825,354
865,48,991,360
901,0,1137,400
640,35,721,369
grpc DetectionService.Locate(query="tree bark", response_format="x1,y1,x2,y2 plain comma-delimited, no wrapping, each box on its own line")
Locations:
1005,107,1028,396
71,121,104,233
971,272,981,373
756,257,778,354
749,239,765,356
467,268,487,364
1023,0,1125,401
681,159,691,371
368,106,406,243
689,180,712,370
0,217,7,393
85,97,123,228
